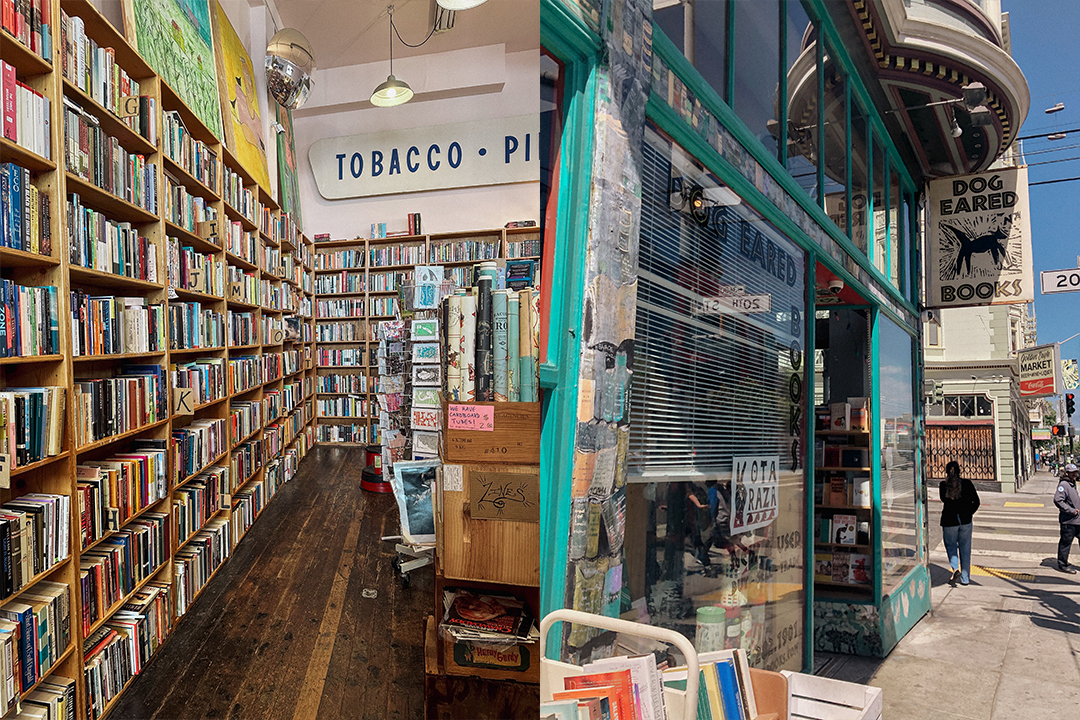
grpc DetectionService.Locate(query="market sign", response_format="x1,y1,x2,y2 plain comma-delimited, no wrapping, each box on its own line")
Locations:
730,455,779,535
308,114,539,200
926,166,1033,309
1018,342,1062,398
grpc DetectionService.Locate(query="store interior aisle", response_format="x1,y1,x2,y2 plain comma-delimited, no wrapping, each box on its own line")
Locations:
109,446,429,720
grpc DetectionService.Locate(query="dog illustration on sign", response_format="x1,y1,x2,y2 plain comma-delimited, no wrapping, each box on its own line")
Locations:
939,214,1017,279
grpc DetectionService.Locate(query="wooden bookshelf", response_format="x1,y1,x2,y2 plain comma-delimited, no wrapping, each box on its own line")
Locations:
0,2,319,717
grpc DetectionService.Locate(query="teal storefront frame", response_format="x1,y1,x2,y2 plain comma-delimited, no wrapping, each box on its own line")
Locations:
541,0,931,666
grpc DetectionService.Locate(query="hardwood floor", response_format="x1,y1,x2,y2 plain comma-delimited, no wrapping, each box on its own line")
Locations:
109,446,430,720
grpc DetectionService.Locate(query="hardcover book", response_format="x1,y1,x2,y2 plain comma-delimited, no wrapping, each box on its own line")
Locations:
443,589,532,638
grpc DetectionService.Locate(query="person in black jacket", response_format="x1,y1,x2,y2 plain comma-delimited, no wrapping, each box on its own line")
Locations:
1053,463,1080,574
940,460,980,585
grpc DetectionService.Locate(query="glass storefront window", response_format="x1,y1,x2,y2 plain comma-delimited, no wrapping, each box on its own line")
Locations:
733,0,781,158
655,0,730,105
850,98,869,254
821,48,848,235
785,0,818,201
872,139,887,276
905,194,917,303
878,316,920,591
889,168,902,289
625,124,807,672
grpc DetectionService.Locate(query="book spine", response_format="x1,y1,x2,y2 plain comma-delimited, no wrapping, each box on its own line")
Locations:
492,290,508,402
475,276,493,402
507,292,519,402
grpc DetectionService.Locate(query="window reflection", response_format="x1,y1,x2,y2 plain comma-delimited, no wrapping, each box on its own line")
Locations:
785,0,818,201
872,139,886,275
849,98,869,253
822,51,848,234
889,168,902,288
733,0,781,158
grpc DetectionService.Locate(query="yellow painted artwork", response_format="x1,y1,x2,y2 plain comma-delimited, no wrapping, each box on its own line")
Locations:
212,1,270,191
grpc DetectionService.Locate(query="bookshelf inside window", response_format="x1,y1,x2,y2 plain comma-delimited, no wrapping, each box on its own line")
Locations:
813,429,874,598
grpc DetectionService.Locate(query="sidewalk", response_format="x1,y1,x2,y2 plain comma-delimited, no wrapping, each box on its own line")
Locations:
817,470,1080,719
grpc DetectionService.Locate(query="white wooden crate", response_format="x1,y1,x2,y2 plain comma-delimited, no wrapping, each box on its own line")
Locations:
780,671,882,720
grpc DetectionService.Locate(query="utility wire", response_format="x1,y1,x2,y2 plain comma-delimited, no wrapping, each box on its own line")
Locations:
1030,175,1080,186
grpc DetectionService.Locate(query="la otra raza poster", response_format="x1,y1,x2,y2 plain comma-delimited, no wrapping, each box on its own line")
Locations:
926,166,1033,308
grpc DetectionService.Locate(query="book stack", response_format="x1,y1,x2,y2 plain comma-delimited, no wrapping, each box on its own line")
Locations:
227,355,261,394
75,441,166,543
72,365,167,447
107,582,171,676
0,494,70,598
69,197,157,280
2,0,53,61
1,162,52,254
70,293,166,356
227,265,258,305
315,319,366,343
227,310,256,347
164,174,216,234
0,279,60,357
173,468,226,546
171,357,226,408
162,112,218,192
0,387,65,468
167,238,223,295
1,581,71,697
313,248,364,270
407,212,422,235
221,167,256,222
317,373,367,394
229,401,262,446
317,347,365,368
225,221,257,264
1,61,52,159
441,588,536,646
263,390,282,425
173,518,230,617
231,438,263,486
82,623,133,719
62,99,156,212
168,302,224,350
17,674,77,720
79,513,168,629
172,418,227,483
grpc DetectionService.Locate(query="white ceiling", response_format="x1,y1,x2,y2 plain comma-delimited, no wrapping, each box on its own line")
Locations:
267,0,539,71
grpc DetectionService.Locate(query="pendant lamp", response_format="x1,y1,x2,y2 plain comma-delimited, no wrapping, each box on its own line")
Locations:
436,0,489,9
371,6,413,107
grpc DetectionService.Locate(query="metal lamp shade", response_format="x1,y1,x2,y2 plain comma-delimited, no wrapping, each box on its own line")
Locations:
370,75,413,107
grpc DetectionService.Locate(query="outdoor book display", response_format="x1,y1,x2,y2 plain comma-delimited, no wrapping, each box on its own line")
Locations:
0,2,316,717
541,609,884,720
812,400,874,599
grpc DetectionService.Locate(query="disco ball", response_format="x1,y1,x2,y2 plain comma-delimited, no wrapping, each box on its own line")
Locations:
265,28,316,110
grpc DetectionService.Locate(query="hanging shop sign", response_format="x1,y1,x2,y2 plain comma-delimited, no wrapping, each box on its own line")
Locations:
926,166,1033,308
1018,342,1062,398
308,114,539,199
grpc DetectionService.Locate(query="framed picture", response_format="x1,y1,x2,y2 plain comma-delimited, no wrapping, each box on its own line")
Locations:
411,407,441,431
413,343,441,364
413,431,440,456
391,460,440,544
414,283,439,310
412,319,439,341
413,387,441,407
415,265,443,285
413,364,442,386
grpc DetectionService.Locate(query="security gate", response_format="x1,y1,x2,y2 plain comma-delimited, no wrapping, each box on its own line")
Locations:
926,424,996,481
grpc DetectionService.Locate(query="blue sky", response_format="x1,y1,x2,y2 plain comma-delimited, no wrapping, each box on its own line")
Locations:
1005,1,1080,358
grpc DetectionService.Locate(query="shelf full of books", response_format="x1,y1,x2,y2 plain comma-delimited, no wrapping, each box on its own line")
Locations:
311,226,540,448
0,1,318,718
813,399,875,597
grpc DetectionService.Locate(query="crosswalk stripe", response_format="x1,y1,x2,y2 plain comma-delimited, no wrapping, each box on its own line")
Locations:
1004,502,1045,508
932,546,1051,563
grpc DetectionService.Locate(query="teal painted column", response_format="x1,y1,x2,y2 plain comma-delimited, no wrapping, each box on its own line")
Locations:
555,0,653,664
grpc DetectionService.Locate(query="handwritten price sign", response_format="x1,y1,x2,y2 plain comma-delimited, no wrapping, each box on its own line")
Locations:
447,404,494,432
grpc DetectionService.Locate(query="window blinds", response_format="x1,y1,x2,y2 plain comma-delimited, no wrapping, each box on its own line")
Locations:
628,127,808,479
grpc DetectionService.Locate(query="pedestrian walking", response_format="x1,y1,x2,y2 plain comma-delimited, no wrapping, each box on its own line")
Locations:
940,460,980,585
1053,462,1080,574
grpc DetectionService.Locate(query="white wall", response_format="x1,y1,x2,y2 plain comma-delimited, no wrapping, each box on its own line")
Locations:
291,48,540,238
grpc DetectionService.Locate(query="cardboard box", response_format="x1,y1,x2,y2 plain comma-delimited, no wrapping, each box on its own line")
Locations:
443,635,540,683
848,397,869,432
442,400,541,465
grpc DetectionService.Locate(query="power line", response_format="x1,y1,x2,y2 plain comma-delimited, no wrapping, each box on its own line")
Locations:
1017,127,1080,141
1030,175,1080,186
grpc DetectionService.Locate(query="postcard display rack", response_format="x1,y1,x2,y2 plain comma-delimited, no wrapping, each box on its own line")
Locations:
311,227,541,447
311,230,543,709
0,3,317,718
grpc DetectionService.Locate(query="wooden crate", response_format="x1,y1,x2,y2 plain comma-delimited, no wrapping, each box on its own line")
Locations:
781,671,882,720
441,400,541,465
439,464,540,586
